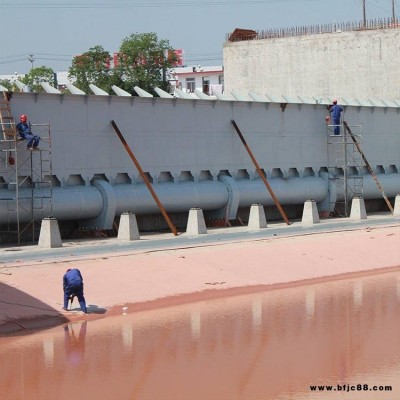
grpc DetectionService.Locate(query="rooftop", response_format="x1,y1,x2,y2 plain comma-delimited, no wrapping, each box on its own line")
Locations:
226,17,400,42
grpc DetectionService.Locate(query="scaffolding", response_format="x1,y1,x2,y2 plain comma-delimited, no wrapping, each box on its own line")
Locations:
327,121,363,217
0,91,53,244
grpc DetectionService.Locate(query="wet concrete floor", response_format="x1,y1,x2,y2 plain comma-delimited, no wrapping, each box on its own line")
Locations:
1,270,399,400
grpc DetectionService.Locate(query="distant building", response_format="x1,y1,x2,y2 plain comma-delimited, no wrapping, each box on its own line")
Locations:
112,49,185,68
56,71,69,89
1,47,224,96
0,66,225,96
223,20,400,99
169,66,224,95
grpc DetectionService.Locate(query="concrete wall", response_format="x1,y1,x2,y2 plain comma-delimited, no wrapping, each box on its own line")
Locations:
223,28,400,99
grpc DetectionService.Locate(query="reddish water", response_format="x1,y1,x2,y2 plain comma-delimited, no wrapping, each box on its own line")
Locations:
1,271,399,400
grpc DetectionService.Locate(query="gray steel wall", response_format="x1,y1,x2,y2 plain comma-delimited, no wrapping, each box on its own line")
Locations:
1,92,399,227
5,92,399,184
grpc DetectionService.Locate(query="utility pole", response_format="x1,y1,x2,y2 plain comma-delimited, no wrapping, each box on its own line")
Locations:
28,54,35,70
362,0,366,28
392,0,396,23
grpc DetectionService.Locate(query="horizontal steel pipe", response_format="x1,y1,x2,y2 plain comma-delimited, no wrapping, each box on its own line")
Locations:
2,174,397,226
236,177,328,207
0,187,103,224
361,174,400,199
114,182,229,214
335,174,400,200
0,177,329,225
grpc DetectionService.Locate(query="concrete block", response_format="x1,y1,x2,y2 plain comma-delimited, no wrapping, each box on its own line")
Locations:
350,197,367,220
118,212,140,240
393,194,400,217
186,208,207,235
248,203,267,230
38,217,62,248
302,200,320,225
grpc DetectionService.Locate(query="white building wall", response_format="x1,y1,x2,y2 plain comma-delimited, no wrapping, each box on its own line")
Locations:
223,28,400,99
170,66,224,94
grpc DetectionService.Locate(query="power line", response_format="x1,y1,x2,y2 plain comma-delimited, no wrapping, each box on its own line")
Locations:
0,51,224,69
365,0,399,14
360,0,399,24
0,53,31,60
35,52,76,57
0,0,321,8
0,56,73,66
0,58,27,66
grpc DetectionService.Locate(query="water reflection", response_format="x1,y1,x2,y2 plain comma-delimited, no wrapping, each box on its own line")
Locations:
63,321,87,366
0,270,399,400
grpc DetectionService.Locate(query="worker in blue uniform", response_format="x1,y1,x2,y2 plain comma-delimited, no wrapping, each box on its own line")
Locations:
63,268,88,313
15,114,40,150
328,99,344,135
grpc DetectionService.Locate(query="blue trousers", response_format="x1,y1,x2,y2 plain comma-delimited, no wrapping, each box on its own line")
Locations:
23,133,40,148
333,119,341,135
64,284,87,313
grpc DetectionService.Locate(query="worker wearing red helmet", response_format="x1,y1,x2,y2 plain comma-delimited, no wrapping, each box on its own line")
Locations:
15,114,40,150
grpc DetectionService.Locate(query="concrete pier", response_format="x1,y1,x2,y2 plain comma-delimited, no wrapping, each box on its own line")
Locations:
186,208,207,235
350,197,367,220
394,194,400,217
118,212,140,241
248,203,267,230
302,200,320,225
38,217,62,248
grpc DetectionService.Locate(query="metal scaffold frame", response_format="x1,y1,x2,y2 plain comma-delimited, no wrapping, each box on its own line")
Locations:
0,91,53,244
327,121,364,217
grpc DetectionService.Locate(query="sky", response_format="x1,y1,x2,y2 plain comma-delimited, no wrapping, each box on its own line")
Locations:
0,0,398,75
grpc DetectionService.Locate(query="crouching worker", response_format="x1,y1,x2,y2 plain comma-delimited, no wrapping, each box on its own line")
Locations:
63,268,88,313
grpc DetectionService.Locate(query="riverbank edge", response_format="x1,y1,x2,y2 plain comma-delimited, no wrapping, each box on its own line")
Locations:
1,223,399,335
1,264,399,335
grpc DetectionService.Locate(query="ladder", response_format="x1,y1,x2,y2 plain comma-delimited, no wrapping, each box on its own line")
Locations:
0,90,19,242
0,91,17,139
327,121,364,216
0,91,54,244
15,123,54,243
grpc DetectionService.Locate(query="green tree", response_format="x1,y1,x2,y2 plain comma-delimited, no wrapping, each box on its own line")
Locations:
21,66,55,92
117,32,178,94
0,79,12,91
68,45,111,94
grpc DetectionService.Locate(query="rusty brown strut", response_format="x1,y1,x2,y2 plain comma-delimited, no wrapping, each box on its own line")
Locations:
111,120,178,236
343,121,394,214
231,120,290,225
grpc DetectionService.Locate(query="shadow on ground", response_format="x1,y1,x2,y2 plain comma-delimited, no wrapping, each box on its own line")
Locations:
87,305,107,314
0,282,69,335
67,304,107,314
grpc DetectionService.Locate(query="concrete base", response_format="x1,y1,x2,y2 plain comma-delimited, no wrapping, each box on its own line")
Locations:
394,194,400,217
302,200,320,225
118,212,140,241
350,197,367,220
38,217,62,248
186,208,207,235
248,203,267,230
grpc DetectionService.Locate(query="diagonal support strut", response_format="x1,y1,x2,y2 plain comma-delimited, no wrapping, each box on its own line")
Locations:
343,121,394,214
111,120,178,236
231,120,290,225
